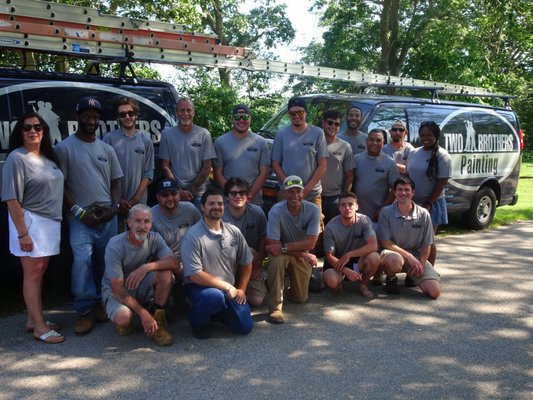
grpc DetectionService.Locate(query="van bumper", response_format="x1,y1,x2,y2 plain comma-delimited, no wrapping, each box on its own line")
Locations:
510,194,519,206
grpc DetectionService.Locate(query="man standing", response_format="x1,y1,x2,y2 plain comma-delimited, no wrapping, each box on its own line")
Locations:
265,176,321,324
181,187,254,339
377,177,441,299
382,120,414,175
151,178,202,279
323,192,380,298
321,109,354,224
159,97,216,208
271,97,328,207
103,97,154,230
54,97,123,335
353,128,400,223
102,205,177,345
338,106,367,155
213,104,270,206
222,177,267,307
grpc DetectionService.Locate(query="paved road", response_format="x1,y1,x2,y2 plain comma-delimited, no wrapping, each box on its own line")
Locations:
1,222,532,400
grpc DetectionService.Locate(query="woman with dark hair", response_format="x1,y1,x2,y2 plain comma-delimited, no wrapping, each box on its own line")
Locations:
406,121,451,267
2,112,65,344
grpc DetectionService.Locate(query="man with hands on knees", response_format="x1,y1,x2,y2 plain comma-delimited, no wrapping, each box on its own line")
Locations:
323,192,381,298
377,176,441,299
265,175,321,324
102,204,178,345
180,187,254,339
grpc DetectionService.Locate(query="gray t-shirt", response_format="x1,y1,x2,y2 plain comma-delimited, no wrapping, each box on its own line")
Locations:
377,201,434,258
382,142,415,167
338,130,367,155
323,213,375,256
271,124,329,197
54,135,123,208
2,148,64,221
406,147,452,203
322,137,354,196
266,200,321,243
102,231,173,294
181,219,253,285
151,203,202,259
158,124,216,196
222,203,266,251
103,129,154,203
214,131,270,204
353,152,400,218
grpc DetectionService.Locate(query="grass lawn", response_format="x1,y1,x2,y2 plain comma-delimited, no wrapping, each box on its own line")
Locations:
438,152,533,236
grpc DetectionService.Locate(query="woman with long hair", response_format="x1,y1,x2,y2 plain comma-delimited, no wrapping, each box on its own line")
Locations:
406,121,452,268
2,112,65,343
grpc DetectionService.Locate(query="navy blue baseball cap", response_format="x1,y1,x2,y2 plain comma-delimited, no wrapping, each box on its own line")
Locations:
157,179,179,194
76,97,102,113
232,104,250,115
287,97,307,111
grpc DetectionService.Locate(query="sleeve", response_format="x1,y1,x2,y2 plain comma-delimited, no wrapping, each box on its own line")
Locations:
180,231,204,278
306,204,321,236
257,207,267,237
108,146,124,180
343,144,355,171
236,230,254,266
143,135,155,180
361,215,377,240
153,232,173,260
271,132,283,162
437,150,452,179
158,129,170,161
266,206,282,240
104,239,125,281
53,144,69,179
213,136,224,168
259,137,271,166
387,158,401,187
323,224,336,254
202,129,217,161
376,207,391,242
1,154,24,202
316,128,329,158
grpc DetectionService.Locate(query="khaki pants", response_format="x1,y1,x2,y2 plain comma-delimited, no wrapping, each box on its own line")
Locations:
267,255,312,312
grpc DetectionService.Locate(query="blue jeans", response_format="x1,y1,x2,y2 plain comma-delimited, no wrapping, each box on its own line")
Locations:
68,216,117,315
184,284,253,335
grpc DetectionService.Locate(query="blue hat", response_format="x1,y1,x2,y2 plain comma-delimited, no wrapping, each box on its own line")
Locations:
76,97,102,113
157,179,179,194
287,97,307,111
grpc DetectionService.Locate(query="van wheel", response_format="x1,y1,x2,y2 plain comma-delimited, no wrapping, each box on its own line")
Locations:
464,187,496,230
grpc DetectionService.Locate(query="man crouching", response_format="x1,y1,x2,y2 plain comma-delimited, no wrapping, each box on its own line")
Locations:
102,204,178,345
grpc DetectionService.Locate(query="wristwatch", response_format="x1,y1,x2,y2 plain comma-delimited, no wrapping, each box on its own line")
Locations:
281,244,287,254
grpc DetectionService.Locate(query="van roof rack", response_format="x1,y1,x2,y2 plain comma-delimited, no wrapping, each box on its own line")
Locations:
0,0,509,99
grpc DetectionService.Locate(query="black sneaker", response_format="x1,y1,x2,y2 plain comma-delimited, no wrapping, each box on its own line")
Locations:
191,324,211,339
385,276,400,294
404,275,417,287
371,270,385,286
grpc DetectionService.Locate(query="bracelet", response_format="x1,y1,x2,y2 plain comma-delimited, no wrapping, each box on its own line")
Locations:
18,231,29,239
70,204,86,220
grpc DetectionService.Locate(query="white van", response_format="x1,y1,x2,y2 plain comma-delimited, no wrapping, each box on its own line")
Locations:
260,93,523,230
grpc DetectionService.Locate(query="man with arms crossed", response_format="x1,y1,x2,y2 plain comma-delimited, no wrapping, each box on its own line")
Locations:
265,175,321,324
181,187,254,339
213,104,270,206
159,97,216,208
323,192,380,298
377,177,441,299
222,177,267,307
102,204,177,345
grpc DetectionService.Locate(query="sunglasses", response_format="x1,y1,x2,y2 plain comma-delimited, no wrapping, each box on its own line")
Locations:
391,127,405,132
118,111,136,118
289,110,305,117
228,190,248,197
22,124,44,132
285,179,303,187
326,120,341,127
233,114,250,121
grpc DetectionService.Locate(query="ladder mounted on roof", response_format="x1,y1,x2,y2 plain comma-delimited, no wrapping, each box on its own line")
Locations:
0,0,507,98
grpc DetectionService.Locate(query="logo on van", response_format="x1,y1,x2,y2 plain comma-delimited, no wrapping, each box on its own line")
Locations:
440,108,519,191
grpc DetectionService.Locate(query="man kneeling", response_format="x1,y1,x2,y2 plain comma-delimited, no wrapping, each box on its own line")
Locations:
102,204,178,345
323,192,380,298
377,176,441,299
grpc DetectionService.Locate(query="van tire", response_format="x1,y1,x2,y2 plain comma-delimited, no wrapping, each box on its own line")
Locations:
463,187,496,230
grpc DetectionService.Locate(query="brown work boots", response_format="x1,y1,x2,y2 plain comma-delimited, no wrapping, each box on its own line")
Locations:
152,309,173,346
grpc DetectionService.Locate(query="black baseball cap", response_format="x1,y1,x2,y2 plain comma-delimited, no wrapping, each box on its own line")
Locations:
157,179,179,194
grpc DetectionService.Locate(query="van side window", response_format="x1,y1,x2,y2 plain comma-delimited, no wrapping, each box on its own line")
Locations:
366,106,408,144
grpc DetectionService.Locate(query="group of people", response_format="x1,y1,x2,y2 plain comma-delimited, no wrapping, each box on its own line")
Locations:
2,94,450,346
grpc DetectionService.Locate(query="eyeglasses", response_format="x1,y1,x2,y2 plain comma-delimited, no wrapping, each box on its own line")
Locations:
233,114,250,121
22,124,44,132
159,191,178,197
289,110,305,117
118,111,136,118
326,120,341,127
391,127,405,132
228,190,248,197
285,179,303,187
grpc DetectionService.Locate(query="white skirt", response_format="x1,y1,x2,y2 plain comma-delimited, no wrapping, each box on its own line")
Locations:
9,210,61,257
